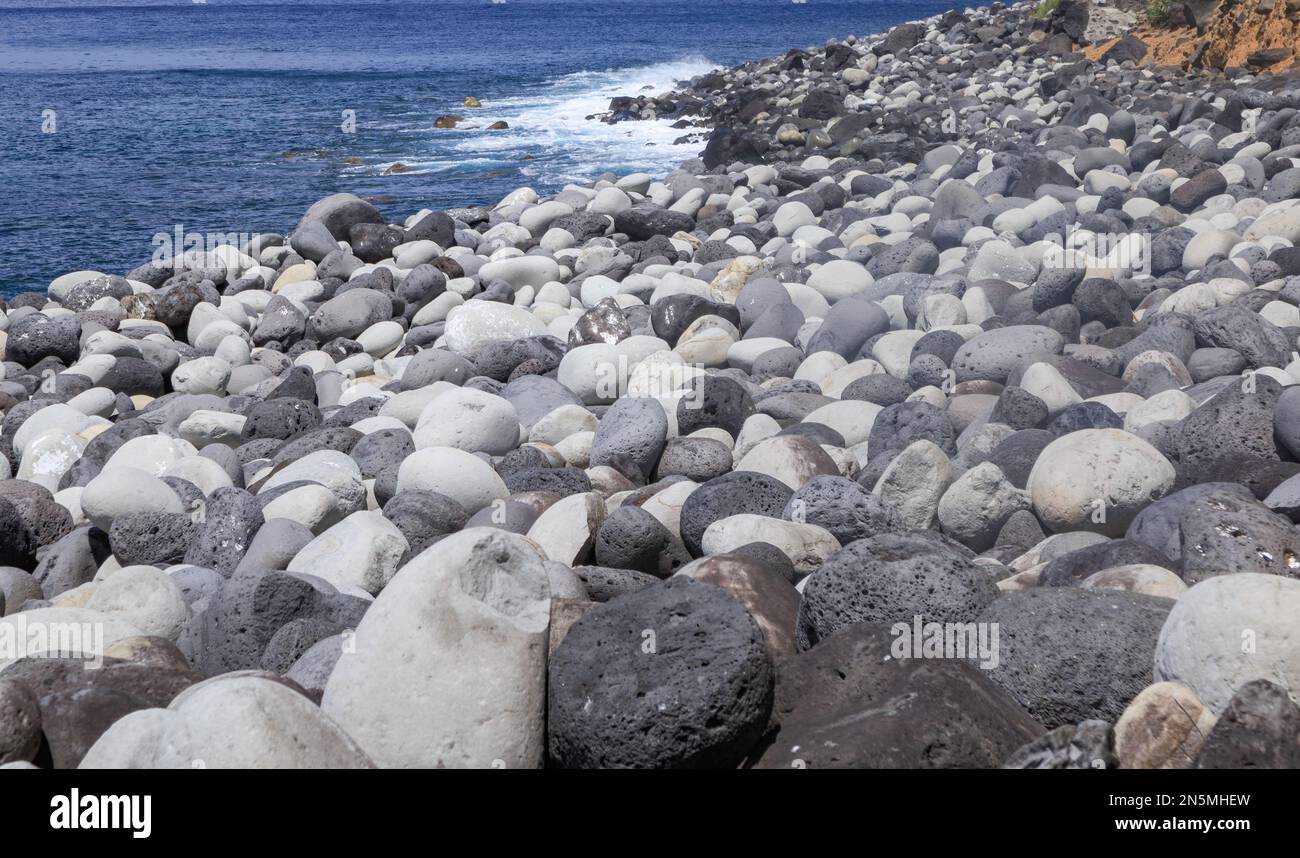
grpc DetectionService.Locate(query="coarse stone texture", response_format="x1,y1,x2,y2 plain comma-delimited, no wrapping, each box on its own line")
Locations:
975,588,1173,729
796,537,998,652
548,577,772,768
1194,679,1300,769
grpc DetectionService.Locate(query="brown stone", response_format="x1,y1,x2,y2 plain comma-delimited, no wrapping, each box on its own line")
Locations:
675,553,799,658
549,598,598,657
750,623,1042,769
2,656,201,768
1114,681,1216,769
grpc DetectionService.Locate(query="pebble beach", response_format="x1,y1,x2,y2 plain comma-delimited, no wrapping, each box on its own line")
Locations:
2,0,1299,770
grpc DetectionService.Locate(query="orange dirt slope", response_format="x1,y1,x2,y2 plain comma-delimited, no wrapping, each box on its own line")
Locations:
1084,1,1300,71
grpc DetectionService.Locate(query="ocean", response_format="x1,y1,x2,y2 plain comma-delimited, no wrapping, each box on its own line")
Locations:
0,0,958,295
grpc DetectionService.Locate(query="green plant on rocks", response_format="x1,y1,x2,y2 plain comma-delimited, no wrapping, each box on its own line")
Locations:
1031,0,1061,19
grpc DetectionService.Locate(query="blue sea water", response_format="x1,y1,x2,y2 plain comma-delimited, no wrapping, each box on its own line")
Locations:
0,0,958,295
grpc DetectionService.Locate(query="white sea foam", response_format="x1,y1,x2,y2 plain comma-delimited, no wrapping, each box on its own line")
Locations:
360,55,718,187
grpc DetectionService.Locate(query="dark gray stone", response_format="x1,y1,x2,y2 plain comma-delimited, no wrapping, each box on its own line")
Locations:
679,471,793,556
797,537,998,651
594,506,691,578
590,397,668,478
676,374,755,438
753,622,1042,769
1178,489,1300,583
867,400,956,455
381,490,468,563
1195,679,1300,769
32,526,111,598
1039,538,1174,587
548,577,773,768
974,588,1172,729
782,474,897,545
183,487,264,577
191,567,369,676
654,437,733,482
108,512,196,567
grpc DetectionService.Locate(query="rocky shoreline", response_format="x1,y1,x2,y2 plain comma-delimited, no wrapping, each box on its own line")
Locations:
2,0,1300,769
